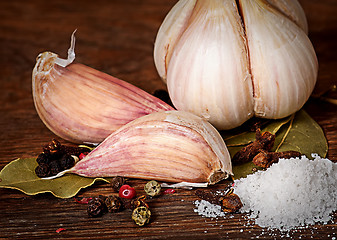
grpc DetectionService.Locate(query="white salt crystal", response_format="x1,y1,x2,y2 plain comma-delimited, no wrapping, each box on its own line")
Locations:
234,154,337,230
194,200,226,218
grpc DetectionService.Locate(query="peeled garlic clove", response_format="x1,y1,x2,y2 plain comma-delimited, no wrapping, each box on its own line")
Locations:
32,34,174,144
48,111,232,187
239,0,318,118
166,0,254,130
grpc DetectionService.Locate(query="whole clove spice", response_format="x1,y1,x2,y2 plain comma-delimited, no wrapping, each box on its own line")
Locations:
219,189,243,213
232,129,275,165
195,188,242,213
253,149,302,168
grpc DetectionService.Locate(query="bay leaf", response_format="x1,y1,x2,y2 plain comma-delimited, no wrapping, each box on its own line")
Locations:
0,158,109,198
229,110,328,179
272,110,328,157
223,115,292,147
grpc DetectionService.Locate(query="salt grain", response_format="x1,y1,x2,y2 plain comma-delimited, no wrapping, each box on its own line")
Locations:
194,200,226,218
234,154,337,230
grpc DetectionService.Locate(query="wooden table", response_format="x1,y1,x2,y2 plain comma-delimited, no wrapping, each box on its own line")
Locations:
1,0,336,239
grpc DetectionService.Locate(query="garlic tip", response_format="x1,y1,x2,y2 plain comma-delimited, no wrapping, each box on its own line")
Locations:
54,29,77,67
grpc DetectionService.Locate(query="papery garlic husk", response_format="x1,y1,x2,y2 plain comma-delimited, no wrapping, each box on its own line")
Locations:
154,0,318,130
32,34,174,144
265,0,308,34
48,111,233,187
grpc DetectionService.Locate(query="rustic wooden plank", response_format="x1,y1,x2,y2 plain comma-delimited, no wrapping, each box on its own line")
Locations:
0,0,337,239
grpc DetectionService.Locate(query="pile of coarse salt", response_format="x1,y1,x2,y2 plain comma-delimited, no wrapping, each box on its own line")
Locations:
234,154,337,230
193,154,337,231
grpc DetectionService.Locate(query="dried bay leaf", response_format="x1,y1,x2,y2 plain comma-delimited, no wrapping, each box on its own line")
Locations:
0,158,109,198
273,110,328,157
229,110,328,179
223,115,293,147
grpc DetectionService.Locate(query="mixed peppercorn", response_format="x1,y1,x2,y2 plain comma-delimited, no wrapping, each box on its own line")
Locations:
35,139,91,178
85,177,164,226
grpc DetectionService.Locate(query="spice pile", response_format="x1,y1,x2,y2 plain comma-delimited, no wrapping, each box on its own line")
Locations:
34,139,90,178
234,154,337,230
83,178,167,226
232,129,301,168
194,154,337,231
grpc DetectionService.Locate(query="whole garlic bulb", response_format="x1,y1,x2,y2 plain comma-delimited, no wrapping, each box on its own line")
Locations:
154,0,318,130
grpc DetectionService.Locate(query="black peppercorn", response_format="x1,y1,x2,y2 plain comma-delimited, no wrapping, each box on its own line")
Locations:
59,154,75,170
35,163,51,178
43,139,91,158
36,152,52,165
43,139,62,155
87,196,107,217
49,160,62,176
110,176,126,192
105,195,122,213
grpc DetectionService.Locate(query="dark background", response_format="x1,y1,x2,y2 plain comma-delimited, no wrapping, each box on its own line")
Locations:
1,0,336,239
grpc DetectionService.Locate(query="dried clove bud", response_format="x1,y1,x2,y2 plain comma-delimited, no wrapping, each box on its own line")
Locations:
196,188,242,213
253,149,301,168
232,129,275,165
219,189,243,213
195,189,223,205
87,196,107,217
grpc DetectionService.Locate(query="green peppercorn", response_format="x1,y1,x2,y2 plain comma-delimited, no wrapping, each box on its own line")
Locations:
132,206,151,226
144,180,161,197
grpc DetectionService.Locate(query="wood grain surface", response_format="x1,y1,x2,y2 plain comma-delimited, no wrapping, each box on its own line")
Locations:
0,0,336,239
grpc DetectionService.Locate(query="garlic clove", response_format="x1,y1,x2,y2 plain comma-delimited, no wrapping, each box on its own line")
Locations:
153,0,197,83
165,0,254,130
32,36,174,144
265,0,308,34
48,111,232,186
239,0,318,119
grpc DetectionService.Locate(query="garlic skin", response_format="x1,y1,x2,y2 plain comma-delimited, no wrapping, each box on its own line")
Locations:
265,0,308,34
153,0,197,84
154,0,317,130
32,48,174,144
49,111,233,186
167,0,254,129
240,0,318,118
